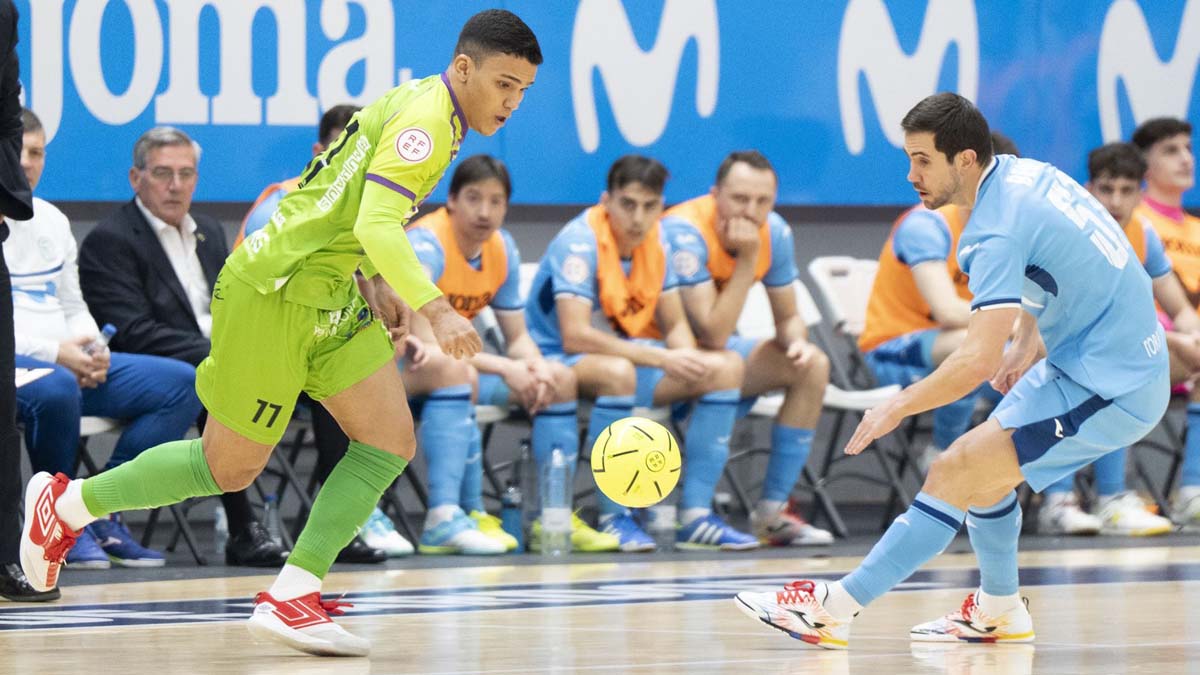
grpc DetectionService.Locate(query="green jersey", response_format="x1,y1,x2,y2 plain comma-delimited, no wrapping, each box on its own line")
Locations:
226,73,468,310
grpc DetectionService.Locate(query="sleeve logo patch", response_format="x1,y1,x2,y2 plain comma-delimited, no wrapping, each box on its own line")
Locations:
671,250,701,278
396,127,434,163
561,255,591,285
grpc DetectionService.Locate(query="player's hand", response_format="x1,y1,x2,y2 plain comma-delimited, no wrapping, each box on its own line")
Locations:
400,335,430,369
724,216,761,257
661,348,709,384
988,341,1040,395
845,396,905,456
56,335,102,388
526,359,557,412
368,277,412,342
785,340,820,368
420,298,482,359
502,360,543,412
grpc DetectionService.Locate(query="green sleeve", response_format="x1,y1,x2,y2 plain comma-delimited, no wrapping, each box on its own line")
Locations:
353,180,443,310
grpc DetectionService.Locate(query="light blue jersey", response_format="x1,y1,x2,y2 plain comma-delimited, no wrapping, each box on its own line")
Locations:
1137,217,1172,279
407,226,524,311
243,190,284,241
661,212,798,288
960,155,1167,401
892,208,952,266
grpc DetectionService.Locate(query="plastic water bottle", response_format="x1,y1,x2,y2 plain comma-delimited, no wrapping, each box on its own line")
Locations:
647,503,676,551
500,481,525,553
83,324,118,356
539,447,571,557
263,495,283,546
212,503,229,555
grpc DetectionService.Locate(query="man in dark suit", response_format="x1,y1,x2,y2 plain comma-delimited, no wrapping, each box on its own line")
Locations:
77,127,287,567
0,0,57,601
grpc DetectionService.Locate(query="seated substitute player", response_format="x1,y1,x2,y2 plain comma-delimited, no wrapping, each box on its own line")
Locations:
735,93,1169,649
526,155,757,551
661,150,832,546
1131,117,1200,529
405,155,612,553
859,133,1019,478
22,10,540,657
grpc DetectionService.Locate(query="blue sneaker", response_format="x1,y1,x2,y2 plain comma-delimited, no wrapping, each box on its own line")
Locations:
65,527,110,569
600,514,656,552
419,510,505,555
676,512,759,551
89,514,166,567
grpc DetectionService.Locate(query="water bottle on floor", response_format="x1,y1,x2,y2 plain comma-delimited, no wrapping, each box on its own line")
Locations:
540,447,571,557
500,481,525,553
213,504,228,556
263,495,283,546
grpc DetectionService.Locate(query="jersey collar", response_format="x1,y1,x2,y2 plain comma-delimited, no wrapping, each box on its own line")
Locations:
440,72,469,142
973,156,999,206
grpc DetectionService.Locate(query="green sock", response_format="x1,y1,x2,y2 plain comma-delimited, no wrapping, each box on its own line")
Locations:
288,440,408,578
82,438,222,517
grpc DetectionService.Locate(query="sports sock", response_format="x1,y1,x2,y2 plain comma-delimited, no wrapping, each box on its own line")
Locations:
680,389,739,511
1092,447,1127,498
80,438,221,524
532,400,579,480
977,590,1023,616
588,395,634,518
268,564,322,601
761,425,814,503
419,385,473,509
966,491,1021,596
1181,403,1200,487
459,412,485,514
823,581,862,621
288,441,408,578
840,492,964,609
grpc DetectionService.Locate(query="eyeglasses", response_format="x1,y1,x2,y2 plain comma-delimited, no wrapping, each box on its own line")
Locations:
145,167,198,184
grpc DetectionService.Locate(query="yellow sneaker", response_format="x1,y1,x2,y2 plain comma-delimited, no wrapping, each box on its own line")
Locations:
469,511,518,552
529,513,620,552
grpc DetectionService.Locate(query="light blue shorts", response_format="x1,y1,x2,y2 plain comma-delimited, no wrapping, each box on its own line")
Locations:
726,335,764,418
543,343,665,409
476,373,511,407
992,359,1169,492
864,329,938,387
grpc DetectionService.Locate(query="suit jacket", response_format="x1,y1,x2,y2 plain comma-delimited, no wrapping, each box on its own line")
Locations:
0,1,30,224
78,200,229,366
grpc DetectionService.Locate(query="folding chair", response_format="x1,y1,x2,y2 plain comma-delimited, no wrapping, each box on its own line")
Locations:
807,256,922,528
717,280,900,538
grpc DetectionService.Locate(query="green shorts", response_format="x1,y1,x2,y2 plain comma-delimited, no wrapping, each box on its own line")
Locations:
196,269,395,445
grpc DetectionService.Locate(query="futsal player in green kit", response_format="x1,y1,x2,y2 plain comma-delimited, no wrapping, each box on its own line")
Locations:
18,10,541,657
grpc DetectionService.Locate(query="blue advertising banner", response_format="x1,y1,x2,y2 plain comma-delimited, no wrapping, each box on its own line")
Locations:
13,1,1200,205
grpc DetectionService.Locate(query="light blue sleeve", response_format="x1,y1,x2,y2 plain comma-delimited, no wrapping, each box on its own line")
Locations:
961,233,1026,312
243,189,284,240
406,227,445,283
660,231,680,292
548,223,599,302
1141,222,1173,279
892,209,952,267
763,213,800,287
662,217,711,286
492,229,525,310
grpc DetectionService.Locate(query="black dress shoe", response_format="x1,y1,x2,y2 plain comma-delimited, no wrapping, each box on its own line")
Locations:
225,522,290,568
0,563,60,602
336,536,386,564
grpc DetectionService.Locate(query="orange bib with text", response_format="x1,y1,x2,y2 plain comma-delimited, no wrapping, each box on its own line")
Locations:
412,207,507,319
666,194,771,288
587,205,666,339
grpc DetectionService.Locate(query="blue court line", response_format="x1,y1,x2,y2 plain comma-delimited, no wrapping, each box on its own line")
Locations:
1,562,1198,632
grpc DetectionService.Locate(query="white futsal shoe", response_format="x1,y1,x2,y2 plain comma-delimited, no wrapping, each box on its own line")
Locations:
20,472,80,592
734,580,851,650
910,590,1035,643
247,591,370,657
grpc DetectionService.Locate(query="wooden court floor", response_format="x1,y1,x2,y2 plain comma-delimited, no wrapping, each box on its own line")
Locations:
1,546,1198,674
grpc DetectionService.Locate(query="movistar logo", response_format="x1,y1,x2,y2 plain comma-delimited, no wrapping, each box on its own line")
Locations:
570,0,719,153
837,0,979,155
1097,0,1200,142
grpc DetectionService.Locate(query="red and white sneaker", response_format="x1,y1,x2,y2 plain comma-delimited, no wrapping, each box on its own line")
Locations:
247,591,370,656
20,472,79,592
910,591,1035,643
734,580,851,650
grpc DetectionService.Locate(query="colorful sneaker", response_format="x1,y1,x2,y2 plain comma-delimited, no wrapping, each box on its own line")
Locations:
734,580,850,650
20,472,79,591
910,591,1035,643
470,511,518,552
89,514,165,567
1172,487,1200,531
247,591,369,656
65,527,111,570
752,506,834,547
361,507,414,557
530,513,620,552
1037,493,1100,535
676,512,759,551
1098,492,1173,536
600,513,656,552
419,510,505,555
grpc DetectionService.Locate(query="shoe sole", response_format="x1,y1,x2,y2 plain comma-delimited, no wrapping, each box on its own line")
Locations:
19,474,57,593
65,560,111,570
108,557,166,568
246,614,369,657
910,630,1035,644
417,544,504,555
676,541,760,551
1099,524,1172,537
733,595,847,650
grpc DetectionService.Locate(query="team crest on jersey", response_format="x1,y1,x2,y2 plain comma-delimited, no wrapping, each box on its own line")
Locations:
396,128,433,163
562,255,590,285
672,250,700,278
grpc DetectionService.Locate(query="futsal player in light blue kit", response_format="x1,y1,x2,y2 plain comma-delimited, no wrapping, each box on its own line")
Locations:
734,93,1169,649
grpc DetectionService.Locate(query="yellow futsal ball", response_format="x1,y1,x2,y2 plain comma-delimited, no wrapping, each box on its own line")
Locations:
590,417,681,508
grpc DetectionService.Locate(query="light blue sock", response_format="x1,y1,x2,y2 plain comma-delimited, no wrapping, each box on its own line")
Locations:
459,411,485,513
1183,404,1200,487
680,389,740,511
841,492,965,607
419,384,473,508
1092,447,1127,497
533,401,579,513
966,491,1021,596
589,395,634,517
761,425,814,503
932,392,977,450
1044,473,1075,495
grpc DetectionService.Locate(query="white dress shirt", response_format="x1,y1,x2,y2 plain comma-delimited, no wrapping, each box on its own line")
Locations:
136,197,213,337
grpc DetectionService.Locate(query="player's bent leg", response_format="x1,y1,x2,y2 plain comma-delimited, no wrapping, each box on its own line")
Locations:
1175,385,1200,529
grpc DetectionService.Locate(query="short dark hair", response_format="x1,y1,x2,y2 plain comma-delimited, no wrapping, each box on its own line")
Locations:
21,108,41,134
715,150,777,186
1131,117,1192,151
455,9,542,67
319,105,359,146
990,131,1019,157
449,154,512,201
901,92,993,166
1088,142,1147,183
606,155,669,194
